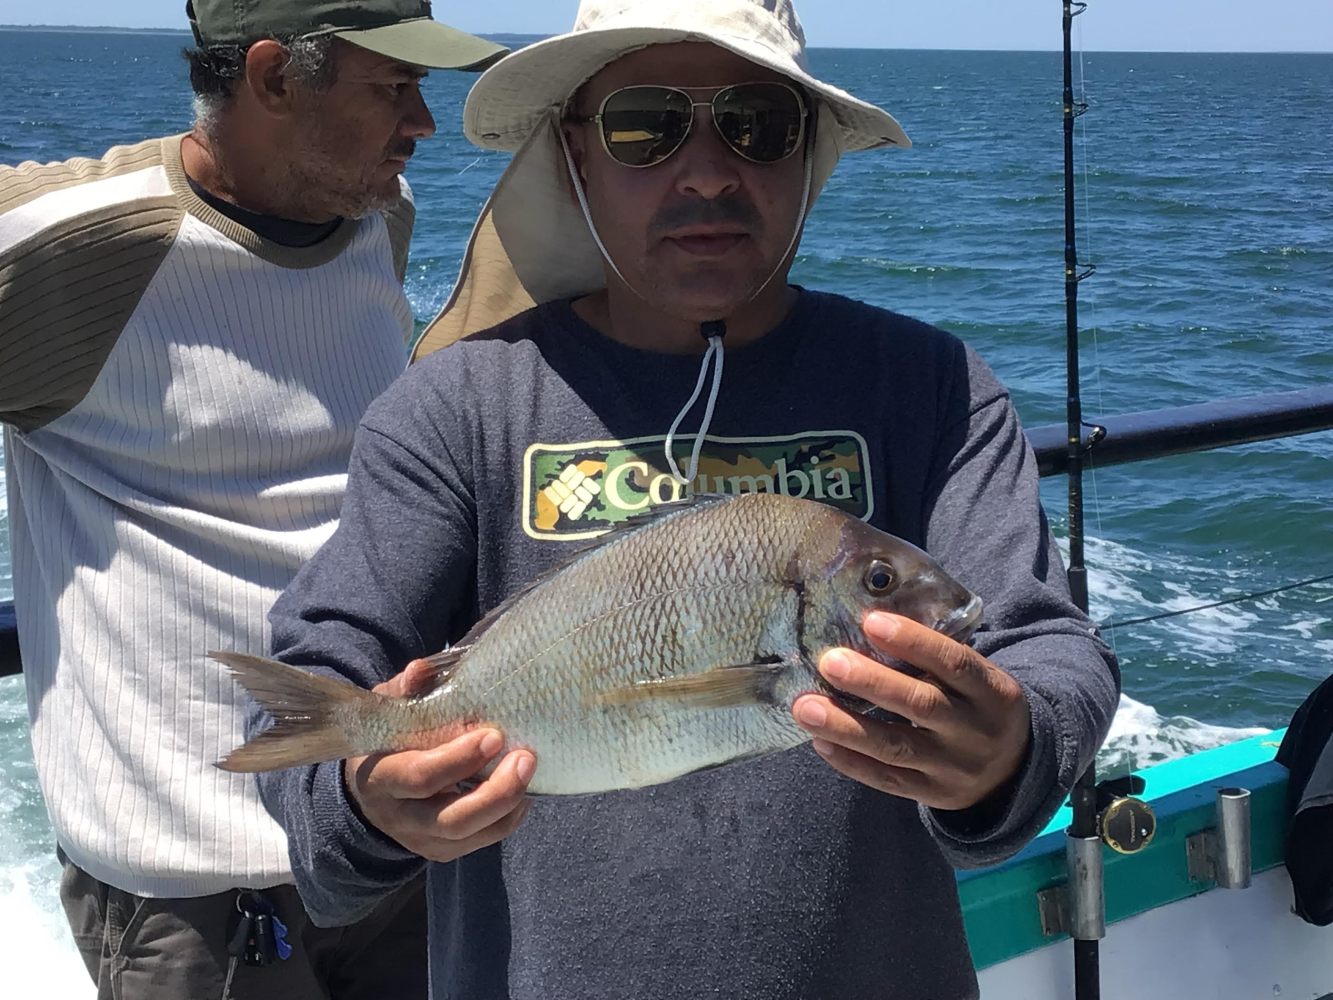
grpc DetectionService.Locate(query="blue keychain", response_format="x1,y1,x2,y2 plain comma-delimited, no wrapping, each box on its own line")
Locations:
270,913,293,961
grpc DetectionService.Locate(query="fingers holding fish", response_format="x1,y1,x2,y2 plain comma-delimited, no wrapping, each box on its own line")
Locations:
351,729,505,800
393,751,536,855
344,732,537,863
859,614,1030,747
806,728,940,801
800,700,1022,811
795,614,1032,810
378,804,532,864
815,649,957,729
795,694,931,771
809,730,990,812
360,774,533,863
863,613,992,698
424,750,536,839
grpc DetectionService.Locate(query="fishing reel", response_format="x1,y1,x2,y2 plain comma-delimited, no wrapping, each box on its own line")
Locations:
1095,775,1157,854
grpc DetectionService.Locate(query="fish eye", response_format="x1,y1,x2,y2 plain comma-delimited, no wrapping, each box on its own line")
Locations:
863,560,896,595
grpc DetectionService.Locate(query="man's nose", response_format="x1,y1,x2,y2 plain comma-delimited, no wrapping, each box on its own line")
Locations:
401,86,437,140
673,109,742,200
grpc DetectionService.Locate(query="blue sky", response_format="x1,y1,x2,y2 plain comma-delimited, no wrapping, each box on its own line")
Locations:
0,1,1329,52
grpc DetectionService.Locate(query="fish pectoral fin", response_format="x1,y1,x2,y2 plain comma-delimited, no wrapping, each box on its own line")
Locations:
598,660,791,710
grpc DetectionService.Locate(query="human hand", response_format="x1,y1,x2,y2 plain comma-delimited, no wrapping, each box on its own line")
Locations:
344,658,535,861
792,612,1031,811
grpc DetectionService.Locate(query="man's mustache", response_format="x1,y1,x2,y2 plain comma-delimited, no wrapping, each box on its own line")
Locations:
386,139,417,161
648,195,763,238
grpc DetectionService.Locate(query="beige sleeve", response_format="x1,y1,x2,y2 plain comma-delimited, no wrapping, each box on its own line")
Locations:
0,141,183,432
0,138,162,216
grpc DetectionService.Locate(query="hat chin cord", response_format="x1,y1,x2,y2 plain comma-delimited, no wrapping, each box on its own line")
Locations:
556,119,814,488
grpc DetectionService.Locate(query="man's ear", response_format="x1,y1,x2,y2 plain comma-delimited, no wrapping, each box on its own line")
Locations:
242,39,298,117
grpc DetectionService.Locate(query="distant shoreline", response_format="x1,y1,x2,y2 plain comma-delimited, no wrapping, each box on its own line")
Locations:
0,25,1327,54
0,25,550,45
0,25,190,35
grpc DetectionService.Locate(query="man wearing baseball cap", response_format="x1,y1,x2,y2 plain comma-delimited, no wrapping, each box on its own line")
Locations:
0,3,503,997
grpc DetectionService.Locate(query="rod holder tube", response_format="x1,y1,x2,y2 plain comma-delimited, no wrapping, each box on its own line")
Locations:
1215,787,1252,889
1066,833,1106,940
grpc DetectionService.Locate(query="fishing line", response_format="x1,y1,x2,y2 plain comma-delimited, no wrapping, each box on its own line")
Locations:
1100,572,1333,631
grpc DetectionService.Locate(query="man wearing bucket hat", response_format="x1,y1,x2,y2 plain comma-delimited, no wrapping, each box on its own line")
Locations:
256,1,1119,997
0,2,505,998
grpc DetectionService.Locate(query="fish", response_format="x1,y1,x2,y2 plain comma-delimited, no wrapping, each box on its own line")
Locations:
214,492,983,795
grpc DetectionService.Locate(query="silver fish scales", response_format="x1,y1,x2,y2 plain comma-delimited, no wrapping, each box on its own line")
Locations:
216,492,982,795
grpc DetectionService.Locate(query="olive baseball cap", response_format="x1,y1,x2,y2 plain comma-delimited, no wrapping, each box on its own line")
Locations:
185,1,508,71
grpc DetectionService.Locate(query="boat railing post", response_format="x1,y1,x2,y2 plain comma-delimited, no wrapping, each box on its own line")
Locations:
1067,833,1107,941
1214,787,1253,889
1185,786,1253,889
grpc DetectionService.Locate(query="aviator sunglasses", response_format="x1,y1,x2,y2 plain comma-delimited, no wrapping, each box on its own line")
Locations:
573,81,809,168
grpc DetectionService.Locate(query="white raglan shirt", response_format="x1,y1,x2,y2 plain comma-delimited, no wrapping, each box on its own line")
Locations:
0,135,414,896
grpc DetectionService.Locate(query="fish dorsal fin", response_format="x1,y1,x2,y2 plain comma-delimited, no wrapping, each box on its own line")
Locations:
452,493,740,649
597,658,792,710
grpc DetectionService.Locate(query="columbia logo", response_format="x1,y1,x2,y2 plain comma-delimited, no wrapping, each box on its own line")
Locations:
523,431,873,541
542,465,602,522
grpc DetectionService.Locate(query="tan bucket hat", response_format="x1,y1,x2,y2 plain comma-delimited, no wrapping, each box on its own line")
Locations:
413,0,910,359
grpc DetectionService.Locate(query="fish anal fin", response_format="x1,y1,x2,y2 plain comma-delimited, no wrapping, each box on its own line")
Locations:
597,659,791,710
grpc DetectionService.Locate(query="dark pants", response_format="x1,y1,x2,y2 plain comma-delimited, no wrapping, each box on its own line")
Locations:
59,853,426,1000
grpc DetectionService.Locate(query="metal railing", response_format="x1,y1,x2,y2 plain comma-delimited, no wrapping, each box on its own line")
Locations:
1,383,1331,680
1027,385,1333,478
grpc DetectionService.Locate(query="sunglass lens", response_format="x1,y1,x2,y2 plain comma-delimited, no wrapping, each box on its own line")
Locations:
599,87,694,167
714,83,806,163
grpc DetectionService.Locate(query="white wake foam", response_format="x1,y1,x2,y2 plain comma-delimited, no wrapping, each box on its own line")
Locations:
1053,529,1280,771
0,860,90,998
1080,532,1266,654
0,677,89,995
1098,693,1270,773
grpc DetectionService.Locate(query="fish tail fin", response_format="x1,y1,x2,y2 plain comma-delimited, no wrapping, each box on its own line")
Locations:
212,651,387,773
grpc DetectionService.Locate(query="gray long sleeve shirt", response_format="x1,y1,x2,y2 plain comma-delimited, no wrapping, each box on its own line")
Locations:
259,290,1119,999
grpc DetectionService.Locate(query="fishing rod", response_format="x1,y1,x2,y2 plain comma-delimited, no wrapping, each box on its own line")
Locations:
1061,3,1104,1000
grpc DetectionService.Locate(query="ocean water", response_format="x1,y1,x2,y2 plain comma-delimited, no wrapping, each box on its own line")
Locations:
1,29,1331,992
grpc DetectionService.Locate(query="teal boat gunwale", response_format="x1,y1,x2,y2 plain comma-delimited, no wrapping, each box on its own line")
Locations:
959,729,1290,970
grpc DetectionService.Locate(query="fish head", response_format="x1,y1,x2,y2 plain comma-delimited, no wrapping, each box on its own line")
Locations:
817,517,984,651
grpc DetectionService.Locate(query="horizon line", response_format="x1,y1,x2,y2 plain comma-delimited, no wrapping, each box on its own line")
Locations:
0,24,1330,56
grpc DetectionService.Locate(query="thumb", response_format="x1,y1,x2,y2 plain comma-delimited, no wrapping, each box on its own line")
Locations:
373,657,438,698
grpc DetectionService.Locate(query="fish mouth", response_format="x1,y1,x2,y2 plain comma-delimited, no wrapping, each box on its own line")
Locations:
935,595,984,644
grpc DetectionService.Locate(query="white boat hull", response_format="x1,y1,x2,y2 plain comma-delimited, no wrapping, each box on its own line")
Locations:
979,866,1333,1000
